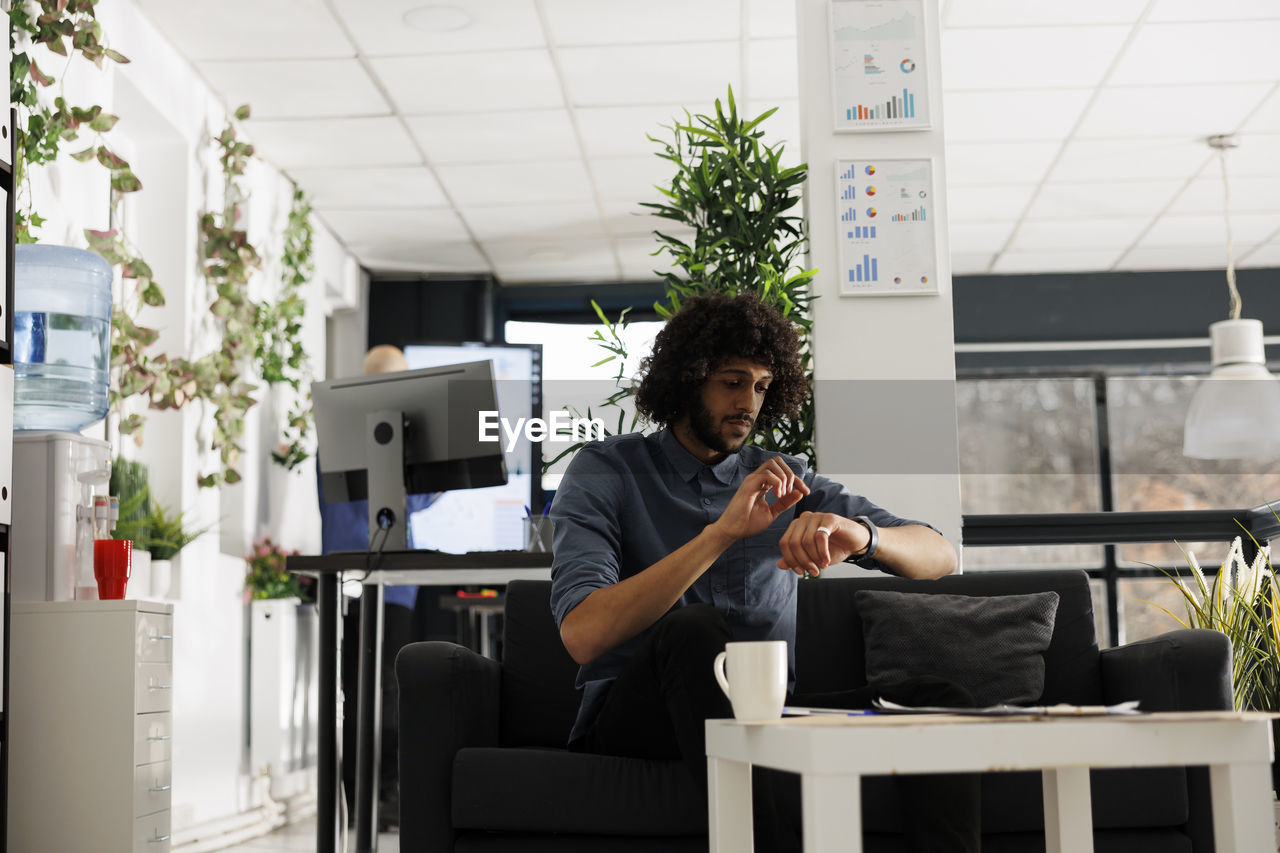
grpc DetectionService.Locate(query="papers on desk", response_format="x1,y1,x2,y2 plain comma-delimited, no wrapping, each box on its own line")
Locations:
871,698,1143,716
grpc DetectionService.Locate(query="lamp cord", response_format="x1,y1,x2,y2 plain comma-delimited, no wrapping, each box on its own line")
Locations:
1218,146,1242,321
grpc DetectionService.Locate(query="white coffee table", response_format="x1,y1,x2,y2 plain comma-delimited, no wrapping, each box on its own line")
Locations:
705,711,1275,853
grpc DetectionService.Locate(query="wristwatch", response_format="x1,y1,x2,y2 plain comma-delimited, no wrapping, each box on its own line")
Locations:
850,515,878,560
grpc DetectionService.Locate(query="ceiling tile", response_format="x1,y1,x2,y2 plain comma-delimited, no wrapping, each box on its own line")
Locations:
747,39,799,101
576,104,689,158
198,59,389,119
991,249,1125,274
1148,0,1280,22
329,0,545,56
1050,138,1211,181
406,110,578,163
485,237,619,281
950,252,997,275
944,0,1148,26
1117,246,1234,271
133,0,353,60
615,236,672,280
369,51,563,113
600,200,691,238
1024,181,1182,219
948,222,1017,254
1219,133,1280,174
941,27,1127,90
246,117,420,169
435,160,595,206
541,0,739,45
1243,90,1280,132
591,156,677,202
286,166,447,208
558,42,741,106
1075,83,1274,137
943,90,1094,141
945,141,1061,185
1110,22,1280,86
946,185,1040,221
460,203,606,241
1009,217,1151,251
748,0,797,38
1137,212,1279,247
319,208,470,245
349,241,489,273
1240,241,1280,267
1169,177,1280,215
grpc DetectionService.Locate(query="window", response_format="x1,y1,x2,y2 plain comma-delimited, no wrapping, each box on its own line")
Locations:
505,319,663,488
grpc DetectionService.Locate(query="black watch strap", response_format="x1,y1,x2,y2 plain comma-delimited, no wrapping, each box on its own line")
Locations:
851,515,878,560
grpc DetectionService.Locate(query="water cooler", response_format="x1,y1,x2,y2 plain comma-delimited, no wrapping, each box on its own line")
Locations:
11,430,111,601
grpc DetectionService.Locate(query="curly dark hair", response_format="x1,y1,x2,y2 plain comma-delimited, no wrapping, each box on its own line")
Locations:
634,293,807,429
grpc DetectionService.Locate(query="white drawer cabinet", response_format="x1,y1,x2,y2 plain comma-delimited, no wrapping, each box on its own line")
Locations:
8,600,175,852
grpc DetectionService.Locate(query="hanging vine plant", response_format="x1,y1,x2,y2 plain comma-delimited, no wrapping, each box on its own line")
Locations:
261,187,314,471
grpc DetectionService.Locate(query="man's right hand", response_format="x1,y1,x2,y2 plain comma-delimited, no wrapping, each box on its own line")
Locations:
709,456,810,543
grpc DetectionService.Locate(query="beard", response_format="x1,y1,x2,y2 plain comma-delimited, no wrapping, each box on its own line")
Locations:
689,397,754,456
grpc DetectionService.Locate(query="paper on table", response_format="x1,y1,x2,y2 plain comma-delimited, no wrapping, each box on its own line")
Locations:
871,698,1142,716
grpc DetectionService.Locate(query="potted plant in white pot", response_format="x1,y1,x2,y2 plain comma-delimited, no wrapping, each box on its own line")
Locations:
142,501,211,599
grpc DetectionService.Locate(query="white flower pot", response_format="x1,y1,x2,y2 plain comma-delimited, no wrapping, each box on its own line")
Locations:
150,559,174,599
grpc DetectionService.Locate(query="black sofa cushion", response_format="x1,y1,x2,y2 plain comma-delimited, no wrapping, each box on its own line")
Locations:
500,583,582,747
855,589,1059,706
452,747,705,835
795,571,1104,706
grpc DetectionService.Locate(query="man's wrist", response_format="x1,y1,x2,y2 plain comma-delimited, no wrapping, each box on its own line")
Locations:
702,521,738,552
849,515,878,560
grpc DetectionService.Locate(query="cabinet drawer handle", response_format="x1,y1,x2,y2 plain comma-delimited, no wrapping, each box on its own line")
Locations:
147,735,172,742
148,683,173,691
148,834,171,843
148,633,173,641
149,784,172,792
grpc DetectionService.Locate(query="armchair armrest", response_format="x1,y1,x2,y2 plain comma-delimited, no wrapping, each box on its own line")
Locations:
1100,628,1231,711
396,641,501,852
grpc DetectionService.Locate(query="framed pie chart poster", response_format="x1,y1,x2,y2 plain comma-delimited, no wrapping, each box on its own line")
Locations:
835,158,938,297
830,0,932,132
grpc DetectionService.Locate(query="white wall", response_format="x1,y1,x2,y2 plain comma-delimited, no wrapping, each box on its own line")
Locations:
21,0,354,833
795,0,963,563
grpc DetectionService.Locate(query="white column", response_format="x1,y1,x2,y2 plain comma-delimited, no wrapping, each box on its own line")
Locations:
795,0,962,556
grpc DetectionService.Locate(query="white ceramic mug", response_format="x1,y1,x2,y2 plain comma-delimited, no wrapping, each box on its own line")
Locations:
713,640,788,722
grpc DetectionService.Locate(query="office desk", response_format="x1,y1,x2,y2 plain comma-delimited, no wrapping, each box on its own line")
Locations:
287,551,554,853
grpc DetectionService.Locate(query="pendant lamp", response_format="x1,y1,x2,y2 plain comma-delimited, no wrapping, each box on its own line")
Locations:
1182,135,1280,460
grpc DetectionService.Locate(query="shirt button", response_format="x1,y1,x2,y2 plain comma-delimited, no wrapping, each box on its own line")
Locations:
701,498,712,506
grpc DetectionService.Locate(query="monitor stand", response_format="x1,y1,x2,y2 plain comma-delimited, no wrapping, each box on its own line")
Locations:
366,408,409,551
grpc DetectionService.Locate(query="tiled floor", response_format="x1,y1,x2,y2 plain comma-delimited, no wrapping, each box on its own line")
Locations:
219,818,399,852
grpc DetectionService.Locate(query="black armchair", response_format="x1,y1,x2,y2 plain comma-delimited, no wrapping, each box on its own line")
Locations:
397,570,1231,852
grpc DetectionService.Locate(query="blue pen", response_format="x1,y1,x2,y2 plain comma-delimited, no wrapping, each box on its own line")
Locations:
523,505,532,518
541,502,551,516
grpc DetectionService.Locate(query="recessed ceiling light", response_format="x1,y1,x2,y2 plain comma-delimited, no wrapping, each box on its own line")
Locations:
402,5,473,33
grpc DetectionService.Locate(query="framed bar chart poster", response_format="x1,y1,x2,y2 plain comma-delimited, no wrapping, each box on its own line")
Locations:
836,158,937,296
830,0,931,131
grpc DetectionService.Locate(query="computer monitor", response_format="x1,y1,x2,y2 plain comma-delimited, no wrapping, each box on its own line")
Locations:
312,360,508,550
404,343,540,553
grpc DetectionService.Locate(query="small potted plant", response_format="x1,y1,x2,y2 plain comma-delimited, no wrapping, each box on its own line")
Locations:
243,537,308,602
143,502,211,599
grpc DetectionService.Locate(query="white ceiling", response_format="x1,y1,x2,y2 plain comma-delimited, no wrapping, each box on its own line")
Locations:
132,0,1280,282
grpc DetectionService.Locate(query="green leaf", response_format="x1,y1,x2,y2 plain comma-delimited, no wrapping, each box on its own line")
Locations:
88,112,118,132
110,170,142,193
69,145,96,161
103,48,129,64
233,104,251,121
95,146,127,169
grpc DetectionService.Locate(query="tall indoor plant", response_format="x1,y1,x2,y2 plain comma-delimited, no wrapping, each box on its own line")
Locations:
558,87,816,465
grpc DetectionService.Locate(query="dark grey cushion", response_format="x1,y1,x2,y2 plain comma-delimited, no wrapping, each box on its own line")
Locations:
855,589,1059,706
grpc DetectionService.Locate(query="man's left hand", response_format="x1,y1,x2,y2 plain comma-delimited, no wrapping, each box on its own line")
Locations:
776,512,870,578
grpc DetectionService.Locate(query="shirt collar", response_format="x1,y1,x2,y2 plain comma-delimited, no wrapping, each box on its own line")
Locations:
658,427,744,485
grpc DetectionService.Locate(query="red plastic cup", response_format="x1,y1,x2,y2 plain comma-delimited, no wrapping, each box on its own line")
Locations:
93,539,133,600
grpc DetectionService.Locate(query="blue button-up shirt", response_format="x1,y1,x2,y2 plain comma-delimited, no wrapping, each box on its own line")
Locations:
549,428,930,742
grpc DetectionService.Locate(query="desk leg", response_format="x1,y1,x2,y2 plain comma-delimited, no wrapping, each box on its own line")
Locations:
354,584,384,852
802,773,860,853
316,573,339,853
1042,767,1093,853
708,756,753,853
1209,760,1273,852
